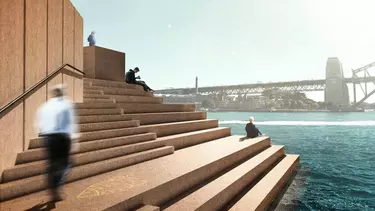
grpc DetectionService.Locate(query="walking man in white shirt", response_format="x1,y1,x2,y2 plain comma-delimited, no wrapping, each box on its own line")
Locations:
35,85,78,201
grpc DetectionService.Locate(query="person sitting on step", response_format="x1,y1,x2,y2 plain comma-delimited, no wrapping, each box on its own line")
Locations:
125,67,154,92
240,116,263,141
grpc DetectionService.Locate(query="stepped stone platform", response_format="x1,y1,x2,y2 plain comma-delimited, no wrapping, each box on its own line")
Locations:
0,78,299,210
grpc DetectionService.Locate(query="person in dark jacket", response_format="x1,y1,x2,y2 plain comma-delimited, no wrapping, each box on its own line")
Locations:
125,67,153,92
246,117,262,138
87,31,96,46
240,117,262,141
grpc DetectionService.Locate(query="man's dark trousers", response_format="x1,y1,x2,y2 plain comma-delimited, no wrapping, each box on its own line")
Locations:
136,80,151,91
44,134,71,195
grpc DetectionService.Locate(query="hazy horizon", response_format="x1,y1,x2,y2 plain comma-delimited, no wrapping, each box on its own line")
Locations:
71,0,375,102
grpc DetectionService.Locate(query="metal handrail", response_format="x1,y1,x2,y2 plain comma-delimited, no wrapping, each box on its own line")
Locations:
0,63,84,116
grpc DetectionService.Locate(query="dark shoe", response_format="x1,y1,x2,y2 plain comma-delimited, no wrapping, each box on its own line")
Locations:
52,193,63,202
51,190,63,202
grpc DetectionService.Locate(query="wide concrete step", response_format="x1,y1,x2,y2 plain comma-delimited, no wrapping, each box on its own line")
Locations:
143,119,219,137
75,102,117,109
19,133,157,164
80,120,139,132
87,86,153,97
124,112,206,125
0,146,174,201
83,98,115,103
77,114,132,124
3,139,166,183
77,108,123,116
159,127,231,150
111,95,163,104
83,78,143,91
0,136,271,210
164,145,285,211
103,136,271,210
136,205,160,211
28,120,218,148
117,103,195,114
83,95,162,104
229,155,300,211
19,127,226,165
83,89,104,95
83,93,112,99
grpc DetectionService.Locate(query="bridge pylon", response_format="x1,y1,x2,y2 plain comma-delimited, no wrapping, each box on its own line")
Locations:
324,57,349,107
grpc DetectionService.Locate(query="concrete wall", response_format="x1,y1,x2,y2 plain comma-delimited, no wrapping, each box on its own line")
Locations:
0,0,84,180
83,46,126,82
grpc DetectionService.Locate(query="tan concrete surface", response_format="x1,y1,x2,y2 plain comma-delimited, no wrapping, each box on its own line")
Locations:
75,102,116,109
83,47,96,79
76,108,122,116
28,119,218,148
0,105,24,182
3,139,167,183
0,136,268,210
123,112,206,125
0,0,24,108
83,93,112,99
159,127,231,150
137,205,160,211
84,89,103,95
19,126,228,165
229,155,300,211
47,73,63,99
83,47,126,81
63,0,74,65
140,119,218,137
1,0,84,181
117,103,195,114
47,0,63,99
111,95,163,104
0,146,174,202
63,70,75,100
17,133,157,164
74,10,83,70
79,120,139,132
0,0,24,179
24,0,48,147
74,10,84,102
24,88,47,150
165,145,284,211
85,86,153,97
84,98,115,103
25,0,47,89
77,114,132,124
83,78,141,90
47,0,63,74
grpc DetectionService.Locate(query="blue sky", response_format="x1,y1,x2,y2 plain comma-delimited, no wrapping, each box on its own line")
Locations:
71,0,375,102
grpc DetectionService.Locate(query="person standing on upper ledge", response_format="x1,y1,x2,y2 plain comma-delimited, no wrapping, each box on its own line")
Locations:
240,116,263,141
87,31,96,46
125,67,154,92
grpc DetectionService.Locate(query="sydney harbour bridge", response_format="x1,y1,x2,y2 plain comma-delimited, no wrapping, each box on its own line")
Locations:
156,58,375,108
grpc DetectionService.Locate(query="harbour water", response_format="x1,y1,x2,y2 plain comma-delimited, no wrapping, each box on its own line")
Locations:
208,112,375,211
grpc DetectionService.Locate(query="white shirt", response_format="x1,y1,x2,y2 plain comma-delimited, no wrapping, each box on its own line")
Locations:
36,97,78,139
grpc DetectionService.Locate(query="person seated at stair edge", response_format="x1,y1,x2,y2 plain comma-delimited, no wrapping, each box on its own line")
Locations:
240,117,263,141
125,67,154,92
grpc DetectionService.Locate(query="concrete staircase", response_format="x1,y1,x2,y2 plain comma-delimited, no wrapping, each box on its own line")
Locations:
0,78,299,211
